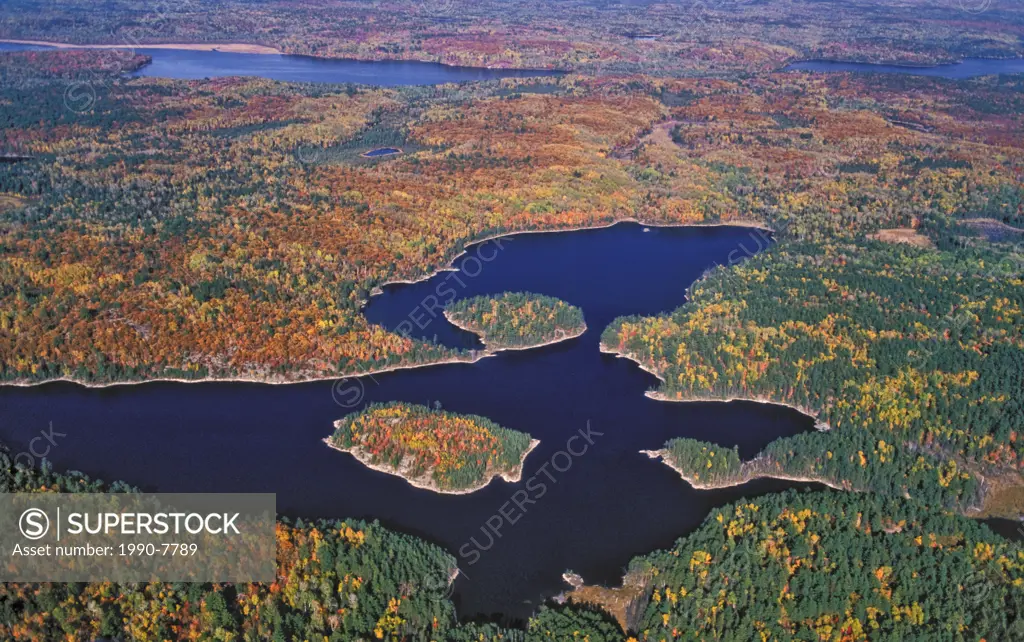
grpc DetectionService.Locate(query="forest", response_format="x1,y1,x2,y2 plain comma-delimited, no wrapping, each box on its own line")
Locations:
618,489,1024,640
445,292,586,350
1,0,1022,74
652,438,744,487
328,402,535,493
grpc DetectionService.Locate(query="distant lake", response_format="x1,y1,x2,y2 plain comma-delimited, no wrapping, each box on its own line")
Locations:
0,42,564,86
6,42,1021,84
784,57,1024,79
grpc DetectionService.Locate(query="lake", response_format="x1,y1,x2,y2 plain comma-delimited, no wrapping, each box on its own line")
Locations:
784,57,1024,79
0,42,563,86
0,223,822,619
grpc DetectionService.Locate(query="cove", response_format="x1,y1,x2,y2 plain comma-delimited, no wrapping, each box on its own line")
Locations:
0,222,820,619
783,57,1024,79
0,42,563,86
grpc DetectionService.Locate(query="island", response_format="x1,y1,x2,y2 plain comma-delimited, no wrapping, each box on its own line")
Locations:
325,401,538,494
444,292,586,351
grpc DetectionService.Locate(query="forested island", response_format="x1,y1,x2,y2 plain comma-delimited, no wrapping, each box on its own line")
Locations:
326,402,538,494
444,292,586,351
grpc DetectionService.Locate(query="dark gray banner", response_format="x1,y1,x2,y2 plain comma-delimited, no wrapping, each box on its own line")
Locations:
0,493,276,582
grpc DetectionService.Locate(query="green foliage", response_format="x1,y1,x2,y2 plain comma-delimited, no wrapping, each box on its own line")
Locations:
629,490,1024,640
662,438,742,483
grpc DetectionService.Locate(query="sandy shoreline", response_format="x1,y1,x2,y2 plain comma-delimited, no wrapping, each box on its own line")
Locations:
640,449,847,492
2,218,771,389
323,437,541,495
0,38,281,54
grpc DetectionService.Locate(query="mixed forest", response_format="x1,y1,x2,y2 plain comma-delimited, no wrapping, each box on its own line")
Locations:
328,401,536,493
618,489,1024,640
445,292,586,350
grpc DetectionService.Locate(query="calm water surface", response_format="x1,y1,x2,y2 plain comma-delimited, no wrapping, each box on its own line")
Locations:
0,223,822,619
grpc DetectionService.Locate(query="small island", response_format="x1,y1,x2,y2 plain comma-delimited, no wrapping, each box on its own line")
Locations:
444,292,586,351
326,402,538,494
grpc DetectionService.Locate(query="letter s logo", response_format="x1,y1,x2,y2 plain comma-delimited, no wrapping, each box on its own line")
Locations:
19,508,50,540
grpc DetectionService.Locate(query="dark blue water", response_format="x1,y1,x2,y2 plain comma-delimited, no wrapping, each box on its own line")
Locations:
784,57,1024,79
0,223,818,618
0,43,562,86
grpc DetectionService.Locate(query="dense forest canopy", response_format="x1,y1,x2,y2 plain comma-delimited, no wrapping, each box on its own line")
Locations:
604,236,1024,514
622,489,1024,640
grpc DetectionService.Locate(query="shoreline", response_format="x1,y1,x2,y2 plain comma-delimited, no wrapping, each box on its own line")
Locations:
323,437,541,495
2,218,770,390
640,449,847,492
0,38,282,54
0,353,490,390
443,311,588,352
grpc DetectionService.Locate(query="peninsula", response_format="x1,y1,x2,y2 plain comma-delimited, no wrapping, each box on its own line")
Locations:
640,438,848,491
